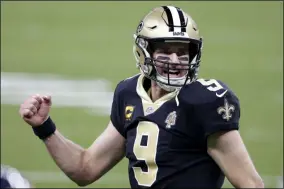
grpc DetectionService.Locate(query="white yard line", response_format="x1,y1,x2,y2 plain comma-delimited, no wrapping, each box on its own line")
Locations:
1,72,114,115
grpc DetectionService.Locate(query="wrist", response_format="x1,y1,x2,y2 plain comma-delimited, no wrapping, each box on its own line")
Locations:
32,117,56,140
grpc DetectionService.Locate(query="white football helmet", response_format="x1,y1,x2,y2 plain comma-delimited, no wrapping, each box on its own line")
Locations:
133,6,203,92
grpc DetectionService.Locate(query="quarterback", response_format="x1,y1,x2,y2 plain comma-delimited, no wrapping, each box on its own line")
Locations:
19,6,264,188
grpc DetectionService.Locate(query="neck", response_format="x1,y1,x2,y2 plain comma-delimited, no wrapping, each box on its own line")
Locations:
148,80,169,102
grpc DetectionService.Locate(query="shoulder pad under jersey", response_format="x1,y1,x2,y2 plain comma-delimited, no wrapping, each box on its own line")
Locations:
114,74,140,96
178,78,239,105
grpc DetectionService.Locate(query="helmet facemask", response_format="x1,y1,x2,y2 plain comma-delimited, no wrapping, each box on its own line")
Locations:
134,35,203,92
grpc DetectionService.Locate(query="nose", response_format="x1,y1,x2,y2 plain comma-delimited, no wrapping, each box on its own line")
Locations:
169,53,179,64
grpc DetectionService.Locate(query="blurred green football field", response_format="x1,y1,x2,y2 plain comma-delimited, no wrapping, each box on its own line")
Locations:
1,1,283,188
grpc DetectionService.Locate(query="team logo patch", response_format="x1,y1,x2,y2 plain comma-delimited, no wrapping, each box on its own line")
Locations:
165,111,177,129
125,105,135,121
217,98,235,121
145,106,154,115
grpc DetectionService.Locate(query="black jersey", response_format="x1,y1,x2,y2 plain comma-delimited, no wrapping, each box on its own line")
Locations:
110,74,240,188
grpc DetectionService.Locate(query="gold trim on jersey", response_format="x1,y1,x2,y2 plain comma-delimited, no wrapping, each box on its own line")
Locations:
136,74,178,116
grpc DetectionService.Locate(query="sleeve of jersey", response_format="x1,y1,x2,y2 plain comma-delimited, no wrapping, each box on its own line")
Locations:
196,92,241,137
110,81,125,138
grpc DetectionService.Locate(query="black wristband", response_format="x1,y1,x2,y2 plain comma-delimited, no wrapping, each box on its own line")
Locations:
32,117,56,140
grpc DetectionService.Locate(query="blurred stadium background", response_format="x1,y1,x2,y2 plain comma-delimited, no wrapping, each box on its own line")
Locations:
1,1,283,188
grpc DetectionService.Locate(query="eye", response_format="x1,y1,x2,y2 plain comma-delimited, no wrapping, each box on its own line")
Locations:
156,55,169,60
178,55,189,62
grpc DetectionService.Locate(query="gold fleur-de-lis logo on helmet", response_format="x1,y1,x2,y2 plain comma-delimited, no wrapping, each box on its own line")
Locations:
217,98,235,121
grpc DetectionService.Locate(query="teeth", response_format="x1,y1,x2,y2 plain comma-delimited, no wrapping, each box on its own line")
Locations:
164,70,180,75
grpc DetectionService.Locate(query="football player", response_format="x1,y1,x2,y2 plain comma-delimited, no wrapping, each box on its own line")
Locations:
19,6,264,188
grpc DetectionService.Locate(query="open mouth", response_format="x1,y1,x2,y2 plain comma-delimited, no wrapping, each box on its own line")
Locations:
162,69,182,78
154,62,188,78
163,69,180,75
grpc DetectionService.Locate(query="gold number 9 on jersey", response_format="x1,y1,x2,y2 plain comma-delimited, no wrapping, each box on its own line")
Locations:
133,121,159,186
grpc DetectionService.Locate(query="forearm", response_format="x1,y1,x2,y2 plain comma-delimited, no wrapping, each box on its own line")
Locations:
43,130,86,183
19,95,125,186
42,128,124,186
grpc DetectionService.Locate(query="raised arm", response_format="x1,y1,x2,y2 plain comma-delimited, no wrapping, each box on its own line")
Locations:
44,120,125,186
19,95,125,186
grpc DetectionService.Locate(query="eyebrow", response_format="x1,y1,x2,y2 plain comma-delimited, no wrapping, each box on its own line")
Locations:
156,55,170,59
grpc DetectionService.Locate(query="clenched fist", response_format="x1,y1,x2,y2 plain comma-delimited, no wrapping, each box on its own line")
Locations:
19,94,52,127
